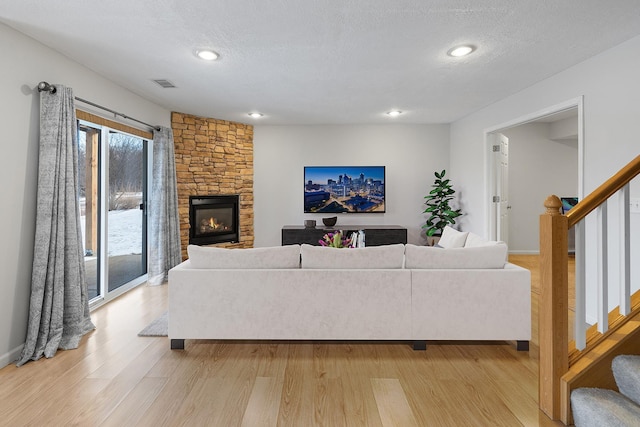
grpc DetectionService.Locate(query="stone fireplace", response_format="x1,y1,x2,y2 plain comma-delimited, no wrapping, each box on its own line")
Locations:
172,112,254,260
189,195,240,245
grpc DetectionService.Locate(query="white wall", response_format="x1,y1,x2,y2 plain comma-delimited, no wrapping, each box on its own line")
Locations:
253,124,450,247
0,23,171,368
502,123,578,253
550,116,579,140
450,35,640,317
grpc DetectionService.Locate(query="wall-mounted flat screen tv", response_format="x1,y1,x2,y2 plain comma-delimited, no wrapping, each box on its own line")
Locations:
304,166,385,213
561,197,579,214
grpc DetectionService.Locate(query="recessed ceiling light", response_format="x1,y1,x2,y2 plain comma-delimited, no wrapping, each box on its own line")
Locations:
195,49,219,61
386,110,402,117
447,45,475,57
248,112,263,118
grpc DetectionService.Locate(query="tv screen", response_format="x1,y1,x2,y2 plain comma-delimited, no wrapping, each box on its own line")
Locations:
304,166,385,213
561,197,578,214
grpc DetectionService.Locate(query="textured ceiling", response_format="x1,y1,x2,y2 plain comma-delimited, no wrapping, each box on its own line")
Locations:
2,1,640,124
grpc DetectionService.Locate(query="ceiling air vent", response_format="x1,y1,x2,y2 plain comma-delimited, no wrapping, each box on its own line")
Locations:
152,79,176,88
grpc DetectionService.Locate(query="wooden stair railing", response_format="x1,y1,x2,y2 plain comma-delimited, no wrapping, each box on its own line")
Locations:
539,154,640,423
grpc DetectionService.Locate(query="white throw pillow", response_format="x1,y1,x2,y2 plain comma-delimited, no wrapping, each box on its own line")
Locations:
405,243,508,269
300,243,405,269
464,232,491,247
187,244,301,269
437,226,468,249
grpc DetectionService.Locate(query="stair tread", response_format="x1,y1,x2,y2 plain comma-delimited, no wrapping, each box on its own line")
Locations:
613,355,640,407
571,387,640,427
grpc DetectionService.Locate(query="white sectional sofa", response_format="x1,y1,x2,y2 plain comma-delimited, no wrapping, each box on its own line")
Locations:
168,228,531,351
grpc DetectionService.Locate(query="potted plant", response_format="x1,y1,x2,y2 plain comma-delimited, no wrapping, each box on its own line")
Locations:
422,169,463,239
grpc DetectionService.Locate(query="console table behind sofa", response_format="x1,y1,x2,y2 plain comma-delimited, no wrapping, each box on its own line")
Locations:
282,225,407,246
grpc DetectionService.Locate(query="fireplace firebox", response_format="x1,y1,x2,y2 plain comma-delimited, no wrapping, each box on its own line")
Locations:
189,195,240,245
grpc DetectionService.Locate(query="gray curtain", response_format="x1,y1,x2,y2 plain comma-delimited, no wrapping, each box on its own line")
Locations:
17,85,95,366
148,126,182,285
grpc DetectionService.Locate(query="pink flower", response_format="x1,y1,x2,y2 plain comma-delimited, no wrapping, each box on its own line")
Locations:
319,230,352,248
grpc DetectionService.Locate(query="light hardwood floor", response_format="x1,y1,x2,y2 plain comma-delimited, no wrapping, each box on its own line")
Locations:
0,255,566,426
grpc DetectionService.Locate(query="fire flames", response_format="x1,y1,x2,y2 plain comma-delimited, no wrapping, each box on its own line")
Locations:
199,217,229,233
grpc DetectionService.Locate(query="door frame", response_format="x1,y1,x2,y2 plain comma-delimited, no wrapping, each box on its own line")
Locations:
483,97,585,240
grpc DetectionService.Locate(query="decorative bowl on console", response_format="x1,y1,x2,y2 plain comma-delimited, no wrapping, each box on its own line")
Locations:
322,216,337,227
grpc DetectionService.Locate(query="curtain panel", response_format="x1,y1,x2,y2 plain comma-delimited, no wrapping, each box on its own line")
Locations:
148,126,182,285
18,85,95,366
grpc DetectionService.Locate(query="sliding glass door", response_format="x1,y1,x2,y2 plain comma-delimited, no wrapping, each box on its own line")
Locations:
78,122,148,302
107,131,147,292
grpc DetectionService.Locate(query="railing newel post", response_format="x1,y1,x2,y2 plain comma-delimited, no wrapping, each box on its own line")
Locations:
539,195,569,420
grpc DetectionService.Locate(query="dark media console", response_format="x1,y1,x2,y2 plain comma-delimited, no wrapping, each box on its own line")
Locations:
281,225,407,246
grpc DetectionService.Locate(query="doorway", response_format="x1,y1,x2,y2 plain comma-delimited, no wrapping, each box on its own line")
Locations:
78,121,148,304
485,98,584,249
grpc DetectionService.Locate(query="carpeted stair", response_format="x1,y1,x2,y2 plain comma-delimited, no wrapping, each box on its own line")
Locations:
571,355,640,426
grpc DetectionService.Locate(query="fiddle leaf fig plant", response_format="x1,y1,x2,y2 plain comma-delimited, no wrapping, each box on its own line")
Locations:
422,169,463,237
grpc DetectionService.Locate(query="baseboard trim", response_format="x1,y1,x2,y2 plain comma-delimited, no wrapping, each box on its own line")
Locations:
508,250,540,255
0,343,24,369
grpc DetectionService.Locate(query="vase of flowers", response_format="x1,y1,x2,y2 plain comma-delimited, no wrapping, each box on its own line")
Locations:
319,230,352,248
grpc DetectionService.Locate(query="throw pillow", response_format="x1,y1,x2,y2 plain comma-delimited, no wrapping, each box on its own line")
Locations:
464,232,503,248
465,232,487,247
438,226,468,249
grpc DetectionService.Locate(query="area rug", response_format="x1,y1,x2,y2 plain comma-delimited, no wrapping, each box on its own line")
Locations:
138,311,168,337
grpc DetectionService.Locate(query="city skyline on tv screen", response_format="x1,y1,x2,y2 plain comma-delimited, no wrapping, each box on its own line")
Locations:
304,166,385,213
561,197,579,214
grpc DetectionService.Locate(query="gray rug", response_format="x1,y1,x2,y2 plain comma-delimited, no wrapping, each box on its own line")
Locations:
138,311,168,337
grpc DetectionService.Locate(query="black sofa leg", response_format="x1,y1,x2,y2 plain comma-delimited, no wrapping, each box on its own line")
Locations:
413,340,427,351
516,340,529,351
171,339,185,350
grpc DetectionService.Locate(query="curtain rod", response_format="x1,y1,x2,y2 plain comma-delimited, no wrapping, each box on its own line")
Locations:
37,81,161,132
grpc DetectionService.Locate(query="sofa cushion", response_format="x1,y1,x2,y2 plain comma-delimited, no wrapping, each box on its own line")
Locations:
187,244,301,269
438,226,468,248
405,243,508,269
301,243,405,269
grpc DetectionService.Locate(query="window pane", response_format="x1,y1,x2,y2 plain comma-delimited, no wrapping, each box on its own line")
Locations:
107,132,146,292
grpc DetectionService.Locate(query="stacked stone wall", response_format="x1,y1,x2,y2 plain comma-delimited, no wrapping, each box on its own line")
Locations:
172,112,254,259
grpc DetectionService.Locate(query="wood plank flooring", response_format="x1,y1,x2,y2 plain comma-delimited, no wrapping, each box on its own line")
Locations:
0,255,566,426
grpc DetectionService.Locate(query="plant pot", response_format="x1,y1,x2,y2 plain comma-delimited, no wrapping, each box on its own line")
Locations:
427,235,441,247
